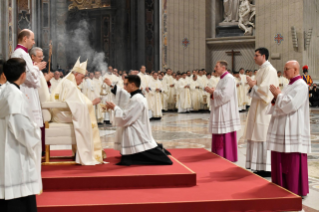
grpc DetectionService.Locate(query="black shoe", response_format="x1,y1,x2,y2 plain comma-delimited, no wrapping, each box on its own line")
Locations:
254,171,271,177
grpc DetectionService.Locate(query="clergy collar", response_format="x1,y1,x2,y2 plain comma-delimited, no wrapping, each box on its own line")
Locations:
15,44,28,53
289,75,302,85
130,89,143,98
9,81,20,89
220,71,229,79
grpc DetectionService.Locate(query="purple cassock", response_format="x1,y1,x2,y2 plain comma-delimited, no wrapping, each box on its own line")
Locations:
209,71,241,162
267,75,311,196
212,131,238,162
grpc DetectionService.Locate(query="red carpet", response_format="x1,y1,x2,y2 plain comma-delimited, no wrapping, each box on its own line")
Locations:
37,149,301,212
42,149,196,190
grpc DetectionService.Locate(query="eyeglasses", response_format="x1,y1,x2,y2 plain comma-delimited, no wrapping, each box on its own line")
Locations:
38,56,45,59
254,54,261,58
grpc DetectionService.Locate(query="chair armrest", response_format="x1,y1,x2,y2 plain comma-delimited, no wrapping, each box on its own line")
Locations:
42,101,69,109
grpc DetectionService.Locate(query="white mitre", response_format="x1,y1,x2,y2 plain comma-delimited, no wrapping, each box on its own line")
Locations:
72,57,88,75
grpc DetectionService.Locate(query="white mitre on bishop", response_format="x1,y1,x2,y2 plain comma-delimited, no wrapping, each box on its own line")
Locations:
72,57,88,75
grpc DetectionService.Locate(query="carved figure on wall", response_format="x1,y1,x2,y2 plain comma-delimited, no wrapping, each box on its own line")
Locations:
238,0,255,35
221,0,240,23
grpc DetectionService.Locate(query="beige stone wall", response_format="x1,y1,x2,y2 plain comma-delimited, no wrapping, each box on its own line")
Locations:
165,0,206,72
255,0,304,72
303,0,319,80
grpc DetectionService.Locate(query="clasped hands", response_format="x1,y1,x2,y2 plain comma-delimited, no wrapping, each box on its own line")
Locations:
269,84,281,99
204,86,215,94
246,76,256,88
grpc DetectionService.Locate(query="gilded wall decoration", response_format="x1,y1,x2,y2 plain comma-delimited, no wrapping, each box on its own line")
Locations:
68,0,110,10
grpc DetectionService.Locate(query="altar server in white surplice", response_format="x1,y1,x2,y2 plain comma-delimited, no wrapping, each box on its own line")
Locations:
177,73,192,113
148,72,163,118
50,58,105,165
162,68,175,110
205,61,241,162
245,47,279,175
190,74,202,111
267,60,310,197
103,75,172,166
11,29,47,128
0,58,42,209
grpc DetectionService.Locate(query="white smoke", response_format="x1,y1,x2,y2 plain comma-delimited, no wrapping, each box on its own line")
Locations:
61,19,108,71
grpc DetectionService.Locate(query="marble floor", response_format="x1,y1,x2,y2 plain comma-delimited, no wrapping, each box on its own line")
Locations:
55,109,319,211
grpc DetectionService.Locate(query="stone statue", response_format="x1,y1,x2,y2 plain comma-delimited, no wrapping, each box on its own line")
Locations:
238,0,255,35
222,0,240,23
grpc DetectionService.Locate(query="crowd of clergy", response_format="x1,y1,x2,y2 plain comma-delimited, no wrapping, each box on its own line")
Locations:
0,29,313,211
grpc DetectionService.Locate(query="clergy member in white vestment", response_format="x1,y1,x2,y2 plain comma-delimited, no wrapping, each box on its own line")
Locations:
207,71,220,111
50,71,61,93
162,68,175,110
0,58,42,211
117,72,127,88
239,68,248,110
103,75,172,166
234,71,246,111
93,71,104,123
50,58,105,165
138,65,153,118
177,73,192,113
205,61,241,162
0,64,6,86
267,60,310,196
102,66,120,123
245,47,279,175
277,71,289,91
11,29,47,128
148,72,163,118
190,75,202,111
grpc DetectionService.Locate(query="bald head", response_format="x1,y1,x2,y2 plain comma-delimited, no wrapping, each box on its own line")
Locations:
17,29,35,50
284,60,300,80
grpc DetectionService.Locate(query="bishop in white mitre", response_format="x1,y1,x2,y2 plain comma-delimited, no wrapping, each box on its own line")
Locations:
50,58,105,165
0,58,42,210
267,60,310,196
103,75,172,166
177,73,192,113
162,68,175,110
50,71,61,93
11,29,47,128
205,61,241,162
148,72,163,118
245,48,279,173
190,75,202,111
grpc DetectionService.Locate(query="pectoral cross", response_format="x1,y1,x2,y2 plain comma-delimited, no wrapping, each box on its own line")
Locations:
226,50,240,71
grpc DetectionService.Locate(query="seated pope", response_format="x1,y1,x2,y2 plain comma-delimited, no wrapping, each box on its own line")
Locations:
50,58,105,165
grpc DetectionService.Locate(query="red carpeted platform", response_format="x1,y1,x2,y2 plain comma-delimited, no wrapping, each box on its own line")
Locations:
42,149,196,191
37,149,302,212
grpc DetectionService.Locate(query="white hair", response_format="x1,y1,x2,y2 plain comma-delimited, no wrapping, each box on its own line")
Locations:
30,47,43,56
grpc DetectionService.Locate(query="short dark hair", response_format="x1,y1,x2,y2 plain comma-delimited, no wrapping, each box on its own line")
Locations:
255,47,269,60
3,58,26,82
125,75,141,88
18,30,31,42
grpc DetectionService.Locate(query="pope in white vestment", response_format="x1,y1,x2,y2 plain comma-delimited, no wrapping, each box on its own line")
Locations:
50,58,104,165
206,62,241,162
245,51,279,173
267,61,310,196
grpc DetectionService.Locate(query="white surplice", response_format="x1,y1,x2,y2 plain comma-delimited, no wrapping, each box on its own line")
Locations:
148,78,163,118
190,79,202,111
266,78,311,154
0,82,42,200
177,78,192,113
50,78,61,93
207,76,220,111
112,86,158,155
50,73,103,165
162,74,176,110
245,61,279,171
11,46,43,127
209,73,241,134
